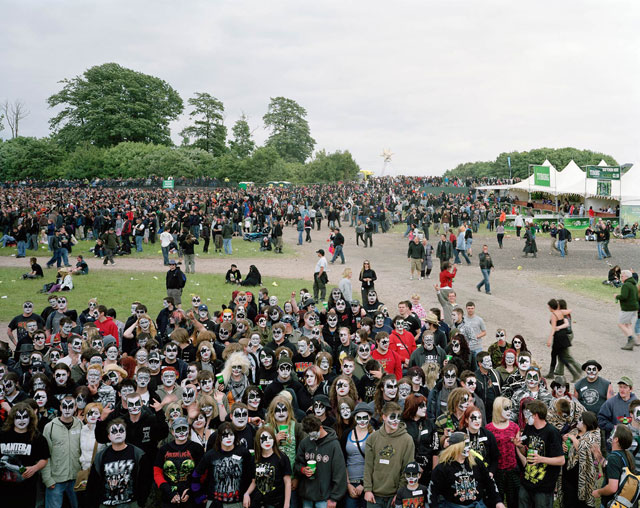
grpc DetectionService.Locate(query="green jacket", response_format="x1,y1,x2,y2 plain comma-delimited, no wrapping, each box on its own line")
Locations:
41,417,83,487
616,277,639,311
363,422,415,497
222,224,234,239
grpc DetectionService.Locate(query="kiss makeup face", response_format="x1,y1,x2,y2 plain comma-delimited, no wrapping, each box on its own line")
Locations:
385,412,400,430
109,423,127,444
232,408,249,427
274,403,288,422
260,433,274,450
383,380,398,399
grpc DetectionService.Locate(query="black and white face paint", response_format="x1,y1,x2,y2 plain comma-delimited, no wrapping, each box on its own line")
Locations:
137,335,148,348
164,345,178,361
231,364,243,379
135,350,148,366
131,304,139,315
92,339,104,352
14,409,30,430
305,371,317,387
87,408,100,424
358,344,371,360
526,371,540,390
148,356,161,371
61,399,76,418
339,403,352,420
416,402,427,418
57,298,67,310
465,378,477,393
274,403,288,422
313,401,326,417
138,318,150,331
385,412,400,430
318,358,330,372
339,330,350,345
247,391,261,409
192,297,201,307
462,439,471,457
384,380,398,399
34,335,46,348
505,352,516,366
355,412,370,428
49,350,61,363
23,301,34,314
109,423,127,444
523,409,534,426
336,300,346,312
200,378,213,393
120,385,135,398
127,396,142,415
26,321,38,334
272,328,283,342
169,408,183,421
469,411,482,431
61,323,74,335
458,393,470,412
19,352,31,365
342,362,354,376
512,338,522,350
585,366,598,380
162,371,177,387
218,328,230,341
249,334,261,348
269,296,278,307
423,334,434,349
32,377,46,391
199,346,211,361
260,351,273,368
136,372,150,388
232,408,249,427
327,315,338,328
173,424,189,442
501,405,512,421
451,340,461,354
221,431,235,448
375,315,385,327
193,413,206,429
187,366,197,382
71,337,83,354
236,322,246,333
86,368,101,385
367,291,377,304
398,383,411,400
297,341,308,355
443,370,457,388
378,337,390,351
199,310,208,320
260,433,274,450
278,363,292,380
336,379,350,396
54,369,68,386
106,346,119,361
481,356,493,370
107,370,121,385
518,356,531,371
34,389,48,408
76,394,87,410
182,387,196,405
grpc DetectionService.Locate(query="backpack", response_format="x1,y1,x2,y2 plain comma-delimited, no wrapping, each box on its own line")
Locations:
608,450,640,508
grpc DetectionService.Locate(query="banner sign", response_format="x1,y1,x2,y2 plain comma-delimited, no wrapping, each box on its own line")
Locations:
586,165,620,180
162,179,174,189
533,166,551,187
621,204,640,226
596,180,611,197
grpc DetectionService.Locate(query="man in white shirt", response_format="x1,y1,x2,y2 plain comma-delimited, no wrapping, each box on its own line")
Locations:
159,228,173,266
313,249,329,302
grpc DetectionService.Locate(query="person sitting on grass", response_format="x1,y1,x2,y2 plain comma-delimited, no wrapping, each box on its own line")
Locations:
604,265,622,287
22,257,44,279
70,255,89,275
260,236,272,252
46,269,74,294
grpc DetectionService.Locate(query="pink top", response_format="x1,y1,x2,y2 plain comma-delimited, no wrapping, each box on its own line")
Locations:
486,421,519,470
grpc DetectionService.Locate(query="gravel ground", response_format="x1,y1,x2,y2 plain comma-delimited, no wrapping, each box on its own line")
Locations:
1,224,638,384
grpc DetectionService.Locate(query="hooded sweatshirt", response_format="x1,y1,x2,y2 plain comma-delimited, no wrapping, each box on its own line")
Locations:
363,422,415,497
294,427,347,502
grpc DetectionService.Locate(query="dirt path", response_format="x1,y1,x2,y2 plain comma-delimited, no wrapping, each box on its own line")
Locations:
1,225,636,383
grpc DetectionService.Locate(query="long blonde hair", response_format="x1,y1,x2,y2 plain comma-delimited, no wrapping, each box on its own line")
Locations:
439,441,476,466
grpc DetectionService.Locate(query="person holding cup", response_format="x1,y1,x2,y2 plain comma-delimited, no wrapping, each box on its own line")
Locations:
294,415,347,508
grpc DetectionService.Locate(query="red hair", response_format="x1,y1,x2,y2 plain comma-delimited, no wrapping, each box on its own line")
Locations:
459,405,482,429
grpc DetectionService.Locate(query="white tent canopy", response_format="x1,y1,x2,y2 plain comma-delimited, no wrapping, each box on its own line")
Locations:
621,164,640,201
585,159,622,198
510,159,563,194
554,160,586,195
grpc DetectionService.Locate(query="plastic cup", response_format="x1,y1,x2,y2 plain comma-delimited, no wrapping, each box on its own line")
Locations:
279,424,289,435
307,460,316,476
216,373,224,385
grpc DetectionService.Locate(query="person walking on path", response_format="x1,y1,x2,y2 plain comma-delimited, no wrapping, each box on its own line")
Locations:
522,223,537,258
222,218,234,255
330,227,345,264
313,249,329,302
557,223,568,258
359,260,377,303
407,236,425,280
435,233,453,270
454,226,471,265
476,244,494,295
617,269,639,350
100,226,119,266
273,218,284,253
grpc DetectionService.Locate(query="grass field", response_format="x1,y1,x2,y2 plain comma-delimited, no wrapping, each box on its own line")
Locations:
0,237,296,260
0,267,330,322
540,274,620,303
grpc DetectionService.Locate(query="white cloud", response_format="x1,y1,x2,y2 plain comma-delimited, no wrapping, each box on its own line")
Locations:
1,0,639,175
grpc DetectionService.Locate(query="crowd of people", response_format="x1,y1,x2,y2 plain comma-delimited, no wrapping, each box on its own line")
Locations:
0,178,639,508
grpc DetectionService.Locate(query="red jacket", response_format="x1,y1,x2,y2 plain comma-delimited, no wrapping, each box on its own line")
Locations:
439,267,457,288
371,348,403,379
96,317,120,346
389,330,417,364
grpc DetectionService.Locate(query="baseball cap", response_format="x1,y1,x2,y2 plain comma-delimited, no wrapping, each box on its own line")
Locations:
316,249,325,255
404,461,420,475
448,431,467,445
618,376,633,387
168,260,177,265
198,304,208,312
172,417,189,431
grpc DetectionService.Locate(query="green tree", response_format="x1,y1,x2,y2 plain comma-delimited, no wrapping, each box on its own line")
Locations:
57,142,106,179
0,137,65,180
48,62,183,149
301,150,360,183
263,97,315,163
180,92,227,156
228,114,255,159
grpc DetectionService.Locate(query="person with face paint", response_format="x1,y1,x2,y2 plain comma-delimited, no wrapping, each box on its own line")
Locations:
0,402,50,507
242,385,264,421
458,371,487,423
394,461,429,508
156,297,177,337
514,400,565,507
263,357,304,403
244,426,292,508
459,405,499,475
166,259,187,307
162,340,189,381
296,365,326,413
573,359,614,415
370,312,392,340
58,333,84,368
45,297,78,338
362,402,415,507
221,352,251,406
192,422,255,507
427,431,504,508
41,394,83,508
371,333,403,381
256,348,278,389
400,394,439,484
389,317,417,370
7,300,45,349
293,415,347,508
86,418,151,508
485,397,521,508
500,352,533,400
154,416,205,508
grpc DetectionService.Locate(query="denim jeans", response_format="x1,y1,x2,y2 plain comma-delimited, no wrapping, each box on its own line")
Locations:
134,235,143,252
597,242,605,259
302,501,327,508
331,245,345,263
223,238,232,255
455,249,470,264
298,230,303,245
518,487,553,508
557,239,566,257
45,480,78,508
60,247,70,266
17,240,26,257
47,249,62,268
602,240,611,257
477,268,491,293
0,234,15,247
162,246,170,265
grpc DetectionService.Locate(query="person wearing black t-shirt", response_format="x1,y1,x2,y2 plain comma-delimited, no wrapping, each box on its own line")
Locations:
395,462,427,508
592,424,636,507
0,403,50,508
154,417,204,508
22,257,43,279
514,400,564,507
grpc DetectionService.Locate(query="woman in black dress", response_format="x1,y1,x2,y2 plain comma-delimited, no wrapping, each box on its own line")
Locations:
358,260,377,303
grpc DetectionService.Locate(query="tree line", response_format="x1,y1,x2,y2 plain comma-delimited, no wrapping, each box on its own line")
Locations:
444,147,619,180
0,62,359,183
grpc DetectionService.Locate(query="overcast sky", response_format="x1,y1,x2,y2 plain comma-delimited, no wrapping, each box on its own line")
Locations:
2,0,639,175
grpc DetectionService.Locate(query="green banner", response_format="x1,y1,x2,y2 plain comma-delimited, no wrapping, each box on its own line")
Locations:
533,166,551,187
586,165,620,180
162,179,174,189
596,180,611,196
621,204,640,226
504,216,619,230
